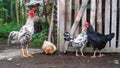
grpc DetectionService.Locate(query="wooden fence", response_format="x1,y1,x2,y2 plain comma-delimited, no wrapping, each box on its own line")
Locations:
55,0,120,52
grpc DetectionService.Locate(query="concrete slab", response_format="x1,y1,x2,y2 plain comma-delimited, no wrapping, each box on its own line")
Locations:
0,48,42,60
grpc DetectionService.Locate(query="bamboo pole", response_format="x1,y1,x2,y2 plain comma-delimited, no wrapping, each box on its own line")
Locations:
48,2,55,42
16,0,19,23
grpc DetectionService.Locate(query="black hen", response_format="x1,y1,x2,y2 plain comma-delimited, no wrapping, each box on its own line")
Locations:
87,23,115,58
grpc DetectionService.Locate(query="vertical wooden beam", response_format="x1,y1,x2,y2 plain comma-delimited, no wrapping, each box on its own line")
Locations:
57,0,65,52
111,0,117,48
96,0,102,33
65,0,72,32
74,0,80,19
118,0,120,48
104,0,110,48
64,0,89,53
82,0,87,28
90,0,96,30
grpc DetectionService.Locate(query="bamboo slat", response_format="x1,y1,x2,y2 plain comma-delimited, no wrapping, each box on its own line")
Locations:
96,0,102,33
90,0,96,30
104,0,110,48
111,0,117,48
65,0,72,32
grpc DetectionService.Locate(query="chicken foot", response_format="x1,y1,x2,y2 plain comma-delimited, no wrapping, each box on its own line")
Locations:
98,51,105,57
76,49,79,56
80,48,85,57
75,48,85,57
25,47,33,57
21,47,28,57
91,50,96,58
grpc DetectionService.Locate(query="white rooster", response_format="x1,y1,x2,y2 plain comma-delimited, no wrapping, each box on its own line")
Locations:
64,22,88,56
8,7,35,57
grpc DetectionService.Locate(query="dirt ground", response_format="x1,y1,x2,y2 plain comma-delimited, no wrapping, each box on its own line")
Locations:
0,40,120,68
0,49,120,68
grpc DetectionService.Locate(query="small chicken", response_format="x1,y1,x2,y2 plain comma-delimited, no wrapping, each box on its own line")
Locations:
87,22,115,58
42,40,56,55
64,22,88,56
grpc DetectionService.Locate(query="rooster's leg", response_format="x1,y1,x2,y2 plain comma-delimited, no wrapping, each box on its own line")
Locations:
76,49,79,56
91,50,96,58
21,47,28,57
25,46,33,57
80,48,85,57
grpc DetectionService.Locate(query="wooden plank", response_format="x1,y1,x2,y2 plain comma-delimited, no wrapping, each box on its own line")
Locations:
65,0,72,32
96,0,102,33
74,0,80,36
104,0,110,48
74,0,80,19
82,0,87,28
64,0,89,53
111,0,117,48
70,0,89,35
67,47,120,53
118,0,120,48
90,0,96,30
57,0,65,52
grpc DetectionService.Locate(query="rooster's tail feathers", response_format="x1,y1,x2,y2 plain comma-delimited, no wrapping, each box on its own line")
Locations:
106,33,115,41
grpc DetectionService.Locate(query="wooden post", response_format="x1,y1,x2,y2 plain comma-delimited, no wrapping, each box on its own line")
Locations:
96,0,102,33
65,0,72,32
111,0,117,48
90,0,96,30
104,0,110,48
64,0,89,53
57,0,65,52
82,0,87,28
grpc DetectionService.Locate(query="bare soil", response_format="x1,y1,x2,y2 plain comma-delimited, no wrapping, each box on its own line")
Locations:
0,41,120,68
0,51,120,68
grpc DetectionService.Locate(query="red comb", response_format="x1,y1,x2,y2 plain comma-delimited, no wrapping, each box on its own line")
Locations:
29,7,35,18
84,22,88,30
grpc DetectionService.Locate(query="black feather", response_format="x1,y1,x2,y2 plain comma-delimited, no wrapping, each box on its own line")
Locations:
87,24,115,51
